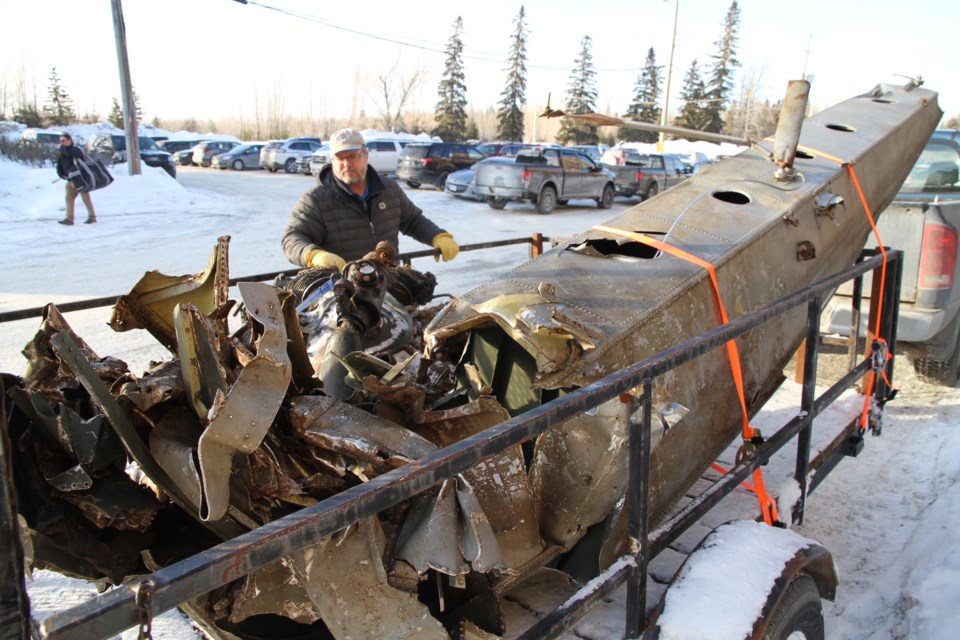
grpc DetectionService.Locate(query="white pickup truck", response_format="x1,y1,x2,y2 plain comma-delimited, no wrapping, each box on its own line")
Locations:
823,129,960,385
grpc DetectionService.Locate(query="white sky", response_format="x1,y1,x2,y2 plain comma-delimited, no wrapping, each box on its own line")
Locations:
2,0,958,127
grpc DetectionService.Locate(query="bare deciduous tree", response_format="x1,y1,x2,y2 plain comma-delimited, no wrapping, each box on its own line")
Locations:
365,58,425,132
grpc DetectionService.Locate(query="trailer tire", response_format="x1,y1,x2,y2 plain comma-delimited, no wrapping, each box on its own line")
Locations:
487,196,508,210
763,575,824,640
536,186,557,214
913,314,960,387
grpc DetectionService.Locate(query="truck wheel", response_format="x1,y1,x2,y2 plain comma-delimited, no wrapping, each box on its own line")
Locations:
914,332,960,386
536,186,557,214
406,180,420,189
763,575,824,640
598,184,615,209
435,171,450,189
644,183,659,200
487,196,508,210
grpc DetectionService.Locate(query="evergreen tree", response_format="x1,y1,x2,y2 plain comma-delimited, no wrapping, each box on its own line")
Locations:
620,47,661,143
672,59,710,131
556,35,599,145
108,98,124,128
42,67,76,126
108,92,144,129
465,118,479,141
13,103,43,128
433,16,468,142
702,1,741,133
496,5,528,142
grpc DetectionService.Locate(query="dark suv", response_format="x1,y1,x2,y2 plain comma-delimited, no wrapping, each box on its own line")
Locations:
86,133,177,178
396,142,485,189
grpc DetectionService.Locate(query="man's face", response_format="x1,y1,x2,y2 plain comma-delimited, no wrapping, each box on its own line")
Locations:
332,148,368,186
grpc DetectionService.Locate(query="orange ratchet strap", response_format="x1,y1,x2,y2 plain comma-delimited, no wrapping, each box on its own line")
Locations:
592,224,779,525
797,146,897,431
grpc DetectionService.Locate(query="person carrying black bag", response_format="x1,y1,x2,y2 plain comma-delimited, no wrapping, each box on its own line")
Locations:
55,133,96,225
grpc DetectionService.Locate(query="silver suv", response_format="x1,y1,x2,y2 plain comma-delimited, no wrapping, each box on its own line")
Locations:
259,138,323,173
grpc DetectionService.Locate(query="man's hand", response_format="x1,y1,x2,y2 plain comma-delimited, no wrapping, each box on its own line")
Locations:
305,248,346,270
432,233,459,262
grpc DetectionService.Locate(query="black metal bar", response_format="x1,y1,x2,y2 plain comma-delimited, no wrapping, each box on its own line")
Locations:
0,236,550,324
37,253,895,639
0,378,31,640
516,563,632,640
625,382,652,638
794,296,821,525
848,253,865,371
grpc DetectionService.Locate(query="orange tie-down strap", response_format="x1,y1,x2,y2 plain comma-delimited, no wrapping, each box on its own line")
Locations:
796,146,897,431
591,225,779,525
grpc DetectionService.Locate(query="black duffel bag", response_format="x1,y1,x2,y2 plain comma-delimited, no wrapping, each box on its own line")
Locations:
68,153,114,193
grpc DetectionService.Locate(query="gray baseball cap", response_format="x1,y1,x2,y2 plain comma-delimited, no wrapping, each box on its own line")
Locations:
330,128,366,154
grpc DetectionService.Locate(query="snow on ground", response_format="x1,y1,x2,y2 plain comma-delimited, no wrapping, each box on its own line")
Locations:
2,156,959,638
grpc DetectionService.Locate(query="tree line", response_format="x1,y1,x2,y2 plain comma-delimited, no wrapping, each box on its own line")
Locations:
9,2,952,143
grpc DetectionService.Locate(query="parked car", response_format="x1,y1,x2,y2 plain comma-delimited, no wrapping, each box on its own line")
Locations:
192,140,240,168
85,132,177,178
260,138,323,173
176,146,200,166
17,128,66,163
444,156,516,201
211,143,266,171
309,143,331,177
296,154,313,175
476,142,521,157
308,139,408,177
396,142,486,189
567,144,606,162
158,139,204,155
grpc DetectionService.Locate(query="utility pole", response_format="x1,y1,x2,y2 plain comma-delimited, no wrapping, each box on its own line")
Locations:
110,0,140,175
658,0,679,152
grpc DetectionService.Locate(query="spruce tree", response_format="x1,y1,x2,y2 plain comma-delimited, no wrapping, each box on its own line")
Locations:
13,103,43,128
496,5,528,142
556,35,599,145
702,1,741,133
43,67,76,126
108,98,124,128
672,59,709,131
433,16,468,142
620,48,662,143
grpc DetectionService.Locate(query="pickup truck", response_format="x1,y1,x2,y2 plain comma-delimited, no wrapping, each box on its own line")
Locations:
600,147,690,200
823,129,960,386
474,147,616,214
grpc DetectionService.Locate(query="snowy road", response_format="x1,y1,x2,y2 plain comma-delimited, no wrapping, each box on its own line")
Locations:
4,163,958,639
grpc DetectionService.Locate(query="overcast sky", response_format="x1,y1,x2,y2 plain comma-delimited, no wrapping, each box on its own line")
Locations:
3,0,957,127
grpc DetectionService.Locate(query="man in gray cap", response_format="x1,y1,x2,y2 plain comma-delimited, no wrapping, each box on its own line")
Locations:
281,127,459,270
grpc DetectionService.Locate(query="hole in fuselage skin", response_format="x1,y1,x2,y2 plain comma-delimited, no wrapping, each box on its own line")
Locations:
712,191,751,205
826,123,856,133
570,236,662,259
795,150,814,159
872,98,895,104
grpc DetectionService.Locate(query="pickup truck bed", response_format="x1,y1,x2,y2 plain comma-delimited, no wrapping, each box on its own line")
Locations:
601,151,689,200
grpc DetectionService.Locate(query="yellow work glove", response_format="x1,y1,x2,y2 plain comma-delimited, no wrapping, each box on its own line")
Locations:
305,248,346,270
432,232,459,262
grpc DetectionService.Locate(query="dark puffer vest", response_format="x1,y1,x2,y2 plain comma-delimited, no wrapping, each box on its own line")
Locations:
281,164,445,265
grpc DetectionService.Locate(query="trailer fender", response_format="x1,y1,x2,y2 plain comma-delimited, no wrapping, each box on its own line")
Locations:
647,520,838,640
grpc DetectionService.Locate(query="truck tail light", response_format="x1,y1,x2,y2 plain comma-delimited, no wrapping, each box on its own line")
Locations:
635,170,645,183
420,158,433,167
919,223,958,289
522,169,531,184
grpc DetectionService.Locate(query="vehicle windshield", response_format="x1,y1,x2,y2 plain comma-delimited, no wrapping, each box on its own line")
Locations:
900,139,960,194
111,136,161,152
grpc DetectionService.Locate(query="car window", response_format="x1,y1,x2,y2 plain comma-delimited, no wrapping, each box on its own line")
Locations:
467,147,484,161
309,142,321,151
901,140,960,193
401,145,429,159
560,151,581,169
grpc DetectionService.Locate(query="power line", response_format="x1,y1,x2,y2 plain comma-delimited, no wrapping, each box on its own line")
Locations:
231,0,641,74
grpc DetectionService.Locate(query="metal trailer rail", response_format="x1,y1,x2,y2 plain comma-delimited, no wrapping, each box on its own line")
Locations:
0,234,549,324
2,248,901,640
